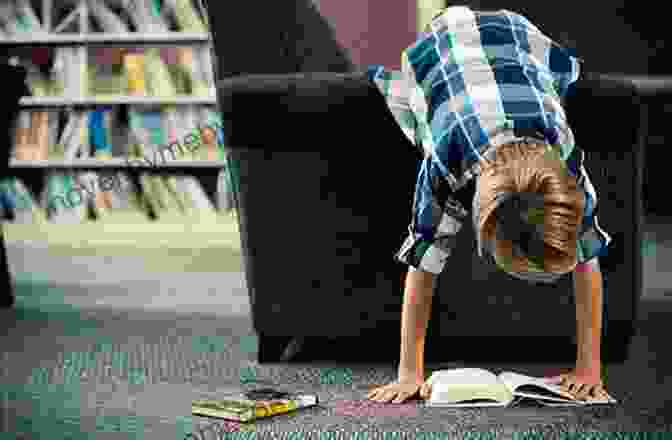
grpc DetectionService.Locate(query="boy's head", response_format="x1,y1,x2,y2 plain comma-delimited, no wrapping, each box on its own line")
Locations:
476,140,585,275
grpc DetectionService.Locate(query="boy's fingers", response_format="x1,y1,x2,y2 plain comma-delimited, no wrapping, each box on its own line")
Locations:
366,387,380,398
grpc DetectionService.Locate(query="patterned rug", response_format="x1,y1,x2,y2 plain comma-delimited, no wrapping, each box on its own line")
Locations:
1,278,670,440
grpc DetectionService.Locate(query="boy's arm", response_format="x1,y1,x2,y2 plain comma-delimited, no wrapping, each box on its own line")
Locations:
573,258,603,374
398,268,436,382
549,257,611,400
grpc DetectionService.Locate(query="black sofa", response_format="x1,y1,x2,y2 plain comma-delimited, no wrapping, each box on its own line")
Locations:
198,0,647,362
218,69,646,364
200,0,652,364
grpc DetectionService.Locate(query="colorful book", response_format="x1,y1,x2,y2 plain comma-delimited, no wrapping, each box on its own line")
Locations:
124,53,147,95
89,108,115,159
192,392,318,423
78,171,150,222
128,109,166,163
124,0,169,33
88,0,130,33
0,0,44,36
61,111,89,161
165,175,216,219
144,48,177,97
164,0,207,33
12,110,50,161
0,178,46,224
138,173,183,219
217,164,237,213
41,171,90,224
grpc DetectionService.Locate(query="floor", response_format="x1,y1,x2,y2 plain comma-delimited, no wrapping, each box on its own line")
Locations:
0,214,670,439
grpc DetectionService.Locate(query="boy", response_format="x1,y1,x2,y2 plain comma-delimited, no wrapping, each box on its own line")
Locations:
365,6,613,403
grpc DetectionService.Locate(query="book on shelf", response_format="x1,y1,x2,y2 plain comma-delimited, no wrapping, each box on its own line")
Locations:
40,171,90,224
12,109,54,161
198,107,225,160
192,390,319,423
89,107,115,159
52,47,88,98
165,174,217,219
138,173,183,220
123,0,169,33
217,166,236,213
124,52,147,95
0,178,46,224
78,171,151,222
0,0,45,36
143,47,177,97
59,110,88,161
164,0,207,33
88,0,132,34
425,368,617,407
128,108,169,162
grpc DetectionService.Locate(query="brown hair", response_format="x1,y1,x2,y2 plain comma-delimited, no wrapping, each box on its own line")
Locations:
477,140,585,274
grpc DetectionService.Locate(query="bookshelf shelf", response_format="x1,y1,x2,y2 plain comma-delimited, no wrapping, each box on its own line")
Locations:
9,158,228,168
19,95,218,107
0,32,211,46
3,215,241,249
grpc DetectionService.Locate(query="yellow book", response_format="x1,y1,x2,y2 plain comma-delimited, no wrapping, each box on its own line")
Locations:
124,53,147,96
192,392,318,423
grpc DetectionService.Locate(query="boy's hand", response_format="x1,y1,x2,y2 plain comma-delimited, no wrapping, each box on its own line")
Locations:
544,369,612,401
366,377,432,403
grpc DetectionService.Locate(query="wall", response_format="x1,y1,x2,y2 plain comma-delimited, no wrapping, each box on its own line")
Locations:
314,0,418,70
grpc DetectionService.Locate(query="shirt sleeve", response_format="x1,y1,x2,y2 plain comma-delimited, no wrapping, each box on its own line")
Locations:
395,155,469,274
366,61,423,154
547,43,583,100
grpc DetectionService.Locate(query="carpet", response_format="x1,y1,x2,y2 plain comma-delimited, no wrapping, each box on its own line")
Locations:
1,281,670,439
1,217,671,439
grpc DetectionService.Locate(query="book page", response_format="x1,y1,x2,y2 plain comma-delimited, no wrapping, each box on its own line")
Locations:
498,371,577,403
426,368,514,407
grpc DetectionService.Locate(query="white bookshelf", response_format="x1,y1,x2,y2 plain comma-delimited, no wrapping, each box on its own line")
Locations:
0,32,211,46
1,0,237,246
10,158,228,168
19,95,217,107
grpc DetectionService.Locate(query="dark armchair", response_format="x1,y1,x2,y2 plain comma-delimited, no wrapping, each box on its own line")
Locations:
217,69,647,364
200,0,654,364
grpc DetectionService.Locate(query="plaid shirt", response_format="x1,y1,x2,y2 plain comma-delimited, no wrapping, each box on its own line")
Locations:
367,6,611,277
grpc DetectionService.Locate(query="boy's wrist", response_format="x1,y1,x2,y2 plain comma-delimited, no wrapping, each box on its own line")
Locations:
575,358,602,377
398,368,424,382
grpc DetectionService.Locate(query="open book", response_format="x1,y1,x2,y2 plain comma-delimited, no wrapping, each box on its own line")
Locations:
425,368,617,407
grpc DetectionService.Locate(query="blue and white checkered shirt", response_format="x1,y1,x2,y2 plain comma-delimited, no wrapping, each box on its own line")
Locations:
367,6,611,280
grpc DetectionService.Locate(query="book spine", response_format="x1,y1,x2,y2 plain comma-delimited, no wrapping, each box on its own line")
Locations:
124,54,147,96
191,407,253,423
13,110,31,160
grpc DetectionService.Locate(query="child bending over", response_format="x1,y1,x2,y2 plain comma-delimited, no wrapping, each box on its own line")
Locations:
365,6,612,403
